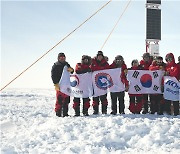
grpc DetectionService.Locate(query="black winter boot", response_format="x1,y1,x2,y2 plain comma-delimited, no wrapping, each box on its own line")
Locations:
173,101,179,116
63,104,69,117
164,101,171,115
119,102,125,114
150,102,155,114
56,108,62,117
102,105,107,114
93,106,99,115
74,106,80,116
142,103,148,114
158,103,164,115
83,107,89,116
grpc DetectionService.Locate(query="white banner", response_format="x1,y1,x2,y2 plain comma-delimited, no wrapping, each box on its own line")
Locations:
92,68,125,97
127,70,164,94
164,76,180,101
59,66,93,98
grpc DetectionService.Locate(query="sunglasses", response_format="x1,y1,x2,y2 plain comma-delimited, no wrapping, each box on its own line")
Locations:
166,58,172,61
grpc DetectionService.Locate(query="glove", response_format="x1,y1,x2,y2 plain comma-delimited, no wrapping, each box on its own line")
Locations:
124,69,128,76
164,71,169,76
54,83,60,91
67,67,74,74
125,85,129,92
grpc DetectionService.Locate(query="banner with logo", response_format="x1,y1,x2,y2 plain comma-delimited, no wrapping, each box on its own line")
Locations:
59,66,93,98
164,76,180,101
92,68,125,97
127,70,164,94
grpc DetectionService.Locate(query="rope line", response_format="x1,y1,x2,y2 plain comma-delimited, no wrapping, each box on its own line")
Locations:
100,0,132,51
0,0,112,92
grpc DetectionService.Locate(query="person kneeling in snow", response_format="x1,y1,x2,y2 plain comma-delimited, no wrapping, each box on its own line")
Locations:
51,52,74,117
128,59,143,114
73,55,92,116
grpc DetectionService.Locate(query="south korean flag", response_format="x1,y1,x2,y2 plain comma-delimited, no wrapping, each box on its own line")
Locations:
127,70,164,94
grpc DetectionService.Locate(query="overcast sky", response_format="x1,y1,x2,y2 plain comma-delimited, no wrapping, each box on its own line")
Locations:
1,0,180,89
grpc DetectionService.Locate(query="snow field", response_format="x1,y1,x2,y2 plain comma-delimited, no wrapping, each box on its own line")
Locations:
1,89,180,154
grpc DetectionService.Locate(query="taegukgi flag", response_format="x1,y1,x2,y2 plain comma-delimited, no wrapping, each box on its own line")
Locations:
59,66,93,98
164,76,180,101
127,70,164,94
92,68,125,97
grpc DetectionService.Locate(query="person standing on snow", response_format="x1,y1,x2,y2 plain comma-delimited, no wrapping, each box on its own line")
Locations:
149,56,166,115
73,55,92,116
51,52,74,117
109,55,129,115
177,56,180,73
90,51,109,114
128,59,143,114
139,52,153,114
164,53,180,116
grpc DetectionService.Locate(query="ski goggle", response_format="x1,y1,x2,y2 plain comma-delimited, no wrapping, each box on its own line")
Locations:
166,57,172,62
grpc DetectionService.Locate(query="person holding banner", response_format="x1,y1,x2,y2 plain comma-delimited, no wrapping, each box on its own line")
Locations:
73,55,92,116
149,56,166,115
51,52,74,117
164,53,180,116
140,52,153,114
128,59,143,114
178,56,180,73
109,55,129,115
91,51,109,114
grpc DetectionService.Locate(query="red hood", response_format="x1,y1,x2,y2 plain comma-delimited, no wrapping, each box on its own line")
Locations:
166,53,175,67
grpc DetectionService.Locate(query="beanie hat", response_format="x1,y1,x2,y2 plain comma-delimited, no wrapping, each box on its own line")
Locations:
58,52,65,58
165,53,174,62
115,55,124,61
131,59,139,66
82,55,89,60
97,51,104,57
142,52,150,58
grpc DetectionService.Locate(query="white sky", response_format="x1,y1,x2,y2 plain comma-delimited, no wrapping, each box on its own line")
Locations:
1,0,180,89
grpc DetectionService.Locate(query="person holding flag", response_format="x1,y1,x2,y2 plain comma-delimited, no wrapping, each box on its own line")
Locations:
149,56,166,115
73,55,92,116
164,53,180,116
90,51,109,114
128,59,143,114
109,55,129,115
51,52,74,117
139,52,153,114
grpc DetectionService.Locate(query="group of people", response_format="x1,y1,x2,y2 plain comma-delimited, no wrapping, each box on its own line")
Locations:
51,51,180,117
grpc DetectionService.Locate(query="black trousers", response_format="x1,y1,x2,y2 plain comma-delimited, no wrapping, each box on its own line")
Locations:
110,91,125,114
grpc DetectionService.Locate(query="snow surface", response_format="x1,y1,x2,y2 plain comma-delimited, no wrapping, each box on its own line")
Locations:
1,89,180,154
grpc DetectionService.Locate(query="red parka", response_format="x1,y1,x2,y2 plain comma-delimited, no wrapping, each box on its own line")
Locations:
140,59,152,70
109,61,128,87
75,63,91,74
165,53,180,80
91,58,109,71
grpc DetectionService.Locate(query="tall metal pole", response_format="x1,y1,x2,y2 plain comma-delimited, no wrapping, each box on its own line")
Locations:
146,0,161,56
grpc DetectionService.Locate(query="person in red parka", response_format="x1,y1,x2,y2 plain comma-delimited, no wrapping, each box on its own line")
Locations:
91,51,109,114
139,52,153,114
177,56,180,72
73,55,92,116
109,55,129,114
128,59,143,114
149,56,166,115
164,53,180,116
